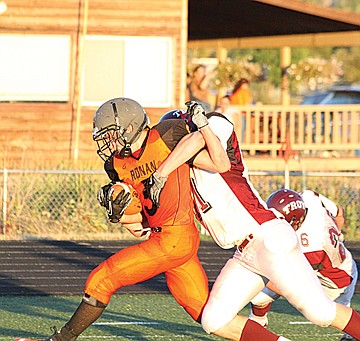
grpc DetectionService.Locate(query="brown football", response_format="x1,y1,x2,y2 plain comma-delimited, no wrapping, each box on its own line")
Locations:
110,182,142,215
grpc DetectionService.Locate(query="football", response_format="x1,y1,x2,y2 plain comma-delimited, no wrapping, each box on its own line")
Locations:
110,182,142,215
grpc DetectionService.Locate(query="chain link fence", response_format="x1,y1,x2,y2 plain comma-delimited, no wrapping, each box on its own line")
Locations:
0,169,359,240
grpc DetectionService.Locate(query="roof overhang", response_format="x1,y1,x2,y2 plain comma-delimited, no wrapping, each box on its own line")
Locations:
188,0,360,49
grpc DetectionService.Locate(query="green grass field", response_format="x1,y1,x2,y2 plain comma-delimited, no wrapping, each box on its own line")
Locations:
1,294,359,341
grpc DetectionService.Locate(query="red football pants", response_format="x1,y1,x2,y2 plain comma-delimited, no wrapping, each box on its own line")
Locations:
85,223,209,321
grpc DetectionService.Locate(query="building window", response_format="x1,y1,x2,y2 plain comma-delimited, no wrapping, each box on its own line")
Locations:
0,34,173,107
83,36,172,107
0,35,70,102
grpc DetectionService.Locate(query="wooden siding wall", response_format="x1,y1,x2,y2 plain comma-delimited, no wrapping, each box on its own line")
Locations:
0,0,186,167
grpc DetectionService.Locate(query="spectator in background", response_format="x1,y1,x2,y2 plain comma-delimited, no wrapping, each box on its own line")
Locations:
229,78,253,143
216,95,231,114
215,95,238,125
189,64,214,113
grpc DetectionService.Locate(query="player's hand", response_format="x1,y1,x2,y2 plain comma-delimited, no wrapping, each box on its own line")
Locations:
107,187,131,223
143,170,168,208
185,101,208,129
97,182,114,208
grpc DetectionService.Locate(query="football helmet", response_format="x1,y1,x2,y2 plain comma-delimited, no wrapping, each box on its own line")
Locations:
92,97,149,160
160,109,197,132
266,189,307,231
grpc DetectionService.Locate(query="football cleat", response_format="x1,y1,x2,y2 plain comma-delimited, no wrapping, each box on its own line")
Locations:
14,326,60,341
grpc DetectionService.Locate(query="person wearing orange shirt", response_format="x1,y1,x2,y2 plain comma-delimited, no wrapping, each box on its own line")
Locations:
229,78,253,143
15,98,230,341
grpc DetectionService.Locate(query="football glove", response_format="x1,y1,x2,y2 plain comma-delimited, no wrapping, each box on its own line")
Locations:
185,101,208,129
97,182,114,208
143,170,168,208
107,186,132,223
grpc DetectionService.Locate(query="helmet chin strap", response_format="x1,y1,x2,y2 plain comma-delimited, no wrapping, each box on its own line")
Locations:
117,124,148,158
119,143,132,158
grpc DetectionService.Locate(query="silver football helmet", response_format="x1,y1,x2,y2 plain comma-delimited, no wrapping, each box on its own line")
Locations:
92,97,149,160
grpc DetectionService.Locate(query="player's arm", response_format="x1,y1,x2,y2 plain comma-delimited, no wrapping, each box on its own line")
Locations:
120,212,143,224
123,222,146,238
333,206,345,231
144,103,230,207
318,192,345,231
156,103,230,176
109,213,144,238
193,124,231,171
145,120,230,207
157,128,229,176
323,218,347,266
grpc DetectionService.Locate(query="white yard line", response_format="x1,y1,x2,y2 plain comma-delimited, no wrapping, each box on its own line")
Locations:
93,321,159,325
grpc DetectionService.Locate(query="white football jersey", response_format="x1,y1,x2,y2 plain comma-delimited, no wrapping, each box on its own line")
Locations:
190,114,282,249
297,190,355,289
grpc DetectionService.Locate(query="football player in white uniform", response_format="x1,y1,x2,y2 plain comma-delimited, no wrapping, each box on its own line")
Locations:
249,189,358,341
145,102,360,341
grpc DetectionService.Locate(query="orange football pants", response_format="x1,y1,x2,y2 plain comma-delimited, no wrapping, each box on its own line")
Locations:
85,223,209,321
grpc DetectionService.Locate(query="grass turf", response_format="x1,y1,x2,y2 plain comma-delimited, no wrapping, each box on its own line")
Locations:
0,294,359,340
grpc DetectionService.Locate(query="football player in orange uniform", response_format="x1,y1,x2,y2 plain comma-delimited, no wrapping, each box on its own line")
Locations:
15,97,230,341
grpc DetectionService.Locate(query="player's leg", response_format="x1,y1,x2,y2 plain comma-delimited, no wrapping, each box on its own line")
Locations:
201,257,291,341
33,240,164,340
84,223,201,303
252,219,360,339
249,288,279,327
165,253,209,322
16,225,201,340
255,220,338,324
335,260,358,340
335,259,358,307
331,304,360,339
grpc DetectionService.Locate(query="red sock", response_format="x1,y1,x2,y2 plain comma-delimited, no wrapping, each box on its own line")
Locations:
343,309,360,339
239,319,280,341
251,303,272,317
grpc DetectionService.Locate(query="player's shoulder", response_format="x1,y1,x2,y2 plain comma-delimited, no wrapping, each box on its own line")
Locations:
207,112,234,138
207,112,232,124
300,189,319,203
152,118,187,132
151,119,189,150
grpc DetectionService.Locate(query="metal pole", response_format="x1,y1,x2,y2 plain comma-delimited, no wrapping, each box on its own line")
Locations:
2,168,7,234
284,161,290,189
280,46,291,106
73,0,89,162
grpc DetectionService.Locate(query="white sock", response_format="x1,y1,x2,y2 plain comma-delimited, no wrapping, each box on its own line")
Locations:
248,311,269,327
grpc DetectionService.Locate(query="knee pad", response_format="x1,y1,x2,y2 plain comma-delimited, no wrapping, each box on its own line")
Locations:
82,293,107,308
201,305,233,334
251,290,277,307
263,221,298,254
299,300,336,327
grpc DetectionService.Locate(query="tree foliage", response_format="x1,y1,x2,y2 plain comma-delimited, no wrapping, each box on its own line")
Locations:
187,1,360,104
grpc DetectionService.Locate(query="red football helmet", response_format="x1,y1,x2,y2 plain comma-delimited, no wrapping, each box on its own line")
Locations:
266,189,307,231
